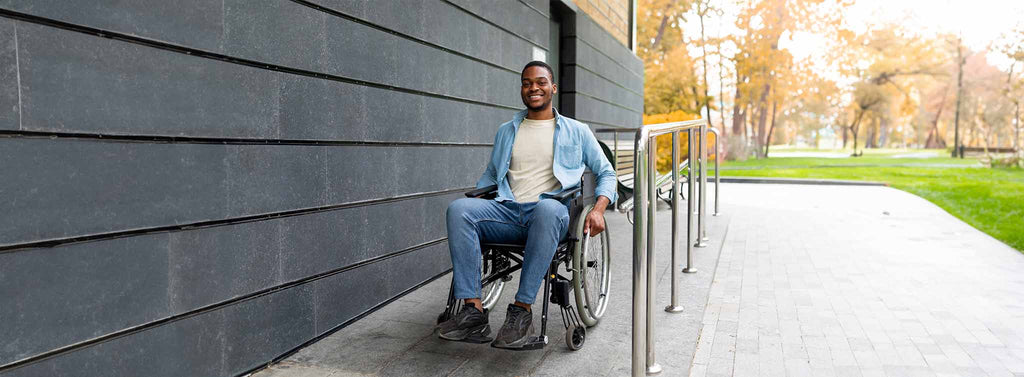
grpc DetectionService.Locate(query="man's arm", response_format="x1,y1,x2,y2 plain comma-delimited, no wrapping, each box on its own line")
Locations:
580,127,617,236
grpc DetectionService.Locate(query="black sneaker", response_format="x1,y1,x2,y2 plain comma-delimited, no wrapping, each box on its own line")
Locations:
491,304,535,349
437,303,491,343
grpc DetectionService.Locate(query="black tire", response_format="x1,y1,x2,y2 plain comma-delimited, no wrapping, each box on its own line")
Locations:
571,204,611,327
565,324,586,351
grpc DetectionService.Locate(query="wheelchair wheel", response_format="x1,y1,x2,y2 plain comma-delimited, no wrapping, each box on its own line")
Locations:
571,204,611,327
565,324,586,351
480,252,505,311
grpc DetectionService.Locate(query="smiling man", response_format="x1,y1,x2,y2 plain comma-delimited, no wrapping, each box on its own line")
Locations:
437,61,617,350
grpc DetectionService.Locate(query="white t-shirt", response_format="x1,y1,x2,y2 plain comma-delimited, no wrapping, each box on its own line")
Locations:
508,118,561,203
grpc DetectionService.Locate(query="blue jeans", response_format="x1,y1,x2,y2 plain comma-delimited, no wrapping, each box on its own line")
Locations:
446,198,569,305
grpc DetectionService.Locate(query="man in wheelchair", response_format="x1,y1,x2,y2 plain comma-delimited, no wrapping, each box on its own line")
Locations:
436,61,617,350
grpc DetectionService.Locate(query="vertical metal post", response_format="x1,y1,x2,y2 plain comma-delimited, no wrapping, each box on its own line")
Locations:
684,129,697,274
645,135,662,375
696,121,709,247
614,132,620,212
631,132,648,377
713,130,720,216
666,131,683,313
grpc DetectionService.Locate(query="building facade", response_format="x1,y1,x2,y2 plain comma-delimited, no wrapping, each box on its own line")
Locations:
0,1,642,375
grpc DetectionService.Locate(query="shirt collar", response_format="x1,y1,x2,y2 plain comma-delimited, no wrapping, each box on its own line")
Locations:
513,107,563,131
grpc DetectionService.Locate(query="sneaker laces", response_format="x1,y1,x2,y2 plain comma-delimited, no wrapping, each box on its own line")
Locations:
503,305,527,327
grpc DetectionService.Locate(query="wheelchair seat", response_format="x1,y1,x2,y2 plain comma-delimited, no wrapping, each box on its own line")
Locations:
436,183,612,351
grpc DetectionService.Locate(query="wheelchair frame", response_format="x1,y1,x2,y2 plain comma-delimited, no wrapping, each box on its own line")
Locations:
436,183,600,351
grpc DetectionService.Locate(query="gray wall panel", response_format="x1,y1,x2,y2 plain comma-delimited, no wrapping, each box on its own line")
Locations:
324,146,487,205
0,19,17,130
223,285,316,374
167,221,283,313
569,40,644,95
0,138,229,247
223,146,328,216
313,243,451,334
0,138,487,247
574,93,642,128
0,193,458,365
5,244,446,377
223,1,522,108
0,0,225,52
0,235,171,364
571,67,643,111
13,4,522,142
17,21,282,139
445,0,548,49
518,0,550,17
279,72,511,144
573,13,643,76
4,311,228,377
223,0,329,74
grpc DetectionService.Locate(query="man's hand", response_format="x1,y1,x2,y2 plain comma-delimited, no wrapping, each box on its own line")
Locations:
584,196,611,236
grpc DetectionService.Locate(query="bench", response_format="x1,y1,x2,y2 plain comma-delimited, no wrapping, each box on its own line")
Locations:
597,139,690,212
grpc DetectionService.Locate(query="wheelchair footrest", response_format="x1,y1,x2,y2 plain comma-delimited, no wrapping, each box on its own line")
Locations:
492,335,548,351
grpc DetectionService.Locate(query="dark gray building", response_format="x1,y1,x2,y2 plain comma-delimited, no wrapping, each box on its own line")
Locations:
0,1,642,375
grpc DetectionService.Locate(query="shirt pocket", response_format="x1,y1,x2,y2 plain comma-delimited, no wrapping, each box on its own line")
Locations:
557,144,582,169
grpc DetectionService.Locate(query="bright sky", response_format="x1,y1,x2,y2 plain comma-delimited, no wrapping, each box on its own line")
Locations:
684,0,1023,105
843,0,1024,69
695,0,1023,69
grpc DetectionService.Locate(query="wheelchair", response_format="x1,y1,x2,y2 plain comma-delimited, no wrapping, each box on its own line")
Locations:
436,183,612,351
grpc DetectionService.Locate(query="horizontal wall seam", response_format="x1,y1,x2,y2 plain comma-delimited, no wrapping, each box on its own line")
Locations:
0,9,522,112
238,268,452,377
0,239,450,373
516,0,549,18
289,0,523,75
0,130,494,147
0,187,472,254
578,117,635,129
567,63,644,97
574,35,643,78
562,90,643,115
440,0,547,51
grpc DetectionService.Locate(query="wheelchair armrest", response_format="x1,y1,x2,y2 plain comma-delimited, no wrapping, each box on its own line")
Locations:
465,185,498,198
551,186,582,202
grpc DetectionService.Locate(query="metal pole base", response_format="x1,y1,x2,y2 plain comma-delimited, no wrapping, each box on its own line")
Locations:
695,241,708,248
713,212,720,217
646,363,663,375
683,267,697,274
665,305,684,313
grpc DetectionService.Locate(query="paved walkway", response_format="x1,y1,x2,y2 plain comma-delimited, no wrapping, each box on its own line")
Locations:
254,199,728,377
254,183,1024,376
691,184,1024,377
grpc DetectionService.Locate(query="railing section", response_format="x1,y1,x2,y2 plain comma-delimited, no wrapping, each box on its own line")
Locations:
629,119,720,376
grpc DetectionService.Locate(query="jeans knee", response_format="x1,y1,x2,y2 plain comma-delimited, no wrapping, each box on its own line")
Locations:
447,198,474,220
534,199,569,225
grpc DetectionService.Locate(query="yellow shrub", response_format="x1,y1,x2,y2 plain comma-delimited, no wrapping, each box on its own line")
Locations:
642,111,715,174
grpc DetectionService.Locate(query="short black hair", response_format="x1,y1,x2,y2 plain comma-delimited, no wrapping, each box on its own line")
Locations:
522,61,554,81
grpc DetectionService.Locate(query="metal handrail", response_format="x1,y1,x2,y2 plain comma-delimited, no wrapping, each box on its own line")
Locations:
630,119,707,376
597,122,722,376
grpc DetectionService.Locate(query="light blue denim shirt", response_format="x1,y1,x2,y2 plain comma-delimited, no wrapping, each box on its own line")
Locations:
476,108,617,204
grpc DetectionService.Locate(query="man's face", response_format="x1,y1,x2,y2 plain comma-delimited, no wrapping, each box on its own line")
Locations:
521,66,556,112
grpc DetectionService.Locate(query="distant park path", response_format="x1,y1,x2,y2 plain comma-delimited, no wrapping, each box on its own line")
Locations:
691,184,1024,377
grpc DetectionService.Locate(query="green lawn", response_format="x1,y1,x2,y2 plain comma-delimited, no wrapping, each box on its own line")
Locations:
720,155,1024,252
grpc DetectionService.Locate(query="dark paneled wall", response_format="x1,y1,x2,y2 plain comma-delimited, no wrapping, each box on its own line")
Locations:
0,1,641,376
561,9,644,130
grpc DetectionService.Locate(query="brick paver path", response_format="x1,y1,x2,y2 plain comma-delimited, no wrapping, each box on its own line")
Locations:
691,184,1024,377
